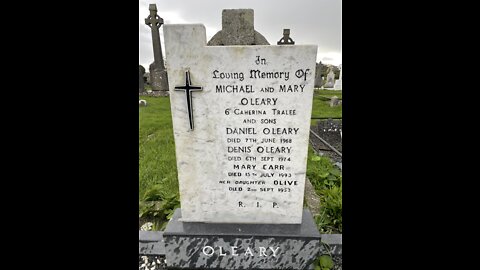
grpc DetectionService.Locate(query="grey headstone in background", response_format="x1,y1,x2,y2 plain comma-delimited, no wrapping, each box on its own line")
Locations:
144,72,150,85
207,9,270,45
334,64,342,90
324,69,335,88
139,65,145,93
145,4,169,95
330,96,339,107
315,62,323,88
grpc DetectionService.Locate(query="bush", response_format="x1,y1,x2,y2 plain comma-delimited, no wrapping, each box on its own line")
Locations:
139,178,181,230
307,148,342,233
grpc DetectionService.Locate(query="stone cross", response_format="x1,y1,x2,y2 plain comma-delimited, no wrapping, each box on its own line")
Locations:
277,29,295,45
174,70,203,130
145,4,165,68
145,4,169,93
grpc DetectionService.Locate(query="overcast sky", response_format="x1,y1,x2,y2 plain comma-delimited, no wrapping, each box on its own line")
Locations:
139,0,341,69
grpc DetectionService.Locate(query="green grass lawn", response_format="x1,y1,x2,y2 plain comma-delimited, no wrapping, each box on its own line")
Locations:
315,89,342,99
311,90,342,125
139,96,178,199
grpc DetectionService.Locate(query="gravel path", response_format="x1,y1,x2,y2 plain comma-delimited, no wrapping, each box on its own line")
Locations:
309,122,342,165
332,255,343,269
139,255,166,270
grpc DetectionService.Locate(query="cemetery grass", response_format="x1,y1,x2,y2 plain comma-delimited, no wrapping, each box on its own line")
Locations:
314,89,342,100
139,96,180,229
307,147,342,234
311,90,342,125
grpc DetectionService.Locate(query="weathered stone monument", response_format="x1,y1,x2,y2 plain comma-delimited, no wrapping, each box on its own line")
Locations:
144,72,150,85
139,65,146,93
160,20,320,269
207,9,270,46
334,64,342,90
314,62,323,88
324,68,335,88
330,96,340,107
277,29,295,45
145,4,169,95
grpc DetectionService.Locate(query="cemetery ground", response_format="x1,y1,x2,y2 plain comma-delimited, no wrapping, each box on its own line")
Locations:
139,89,342,235
311,89,342,123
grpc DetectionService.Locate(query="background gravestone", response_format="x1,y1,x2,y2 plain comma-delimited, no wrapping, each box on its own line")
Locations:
330,96,340,107
145,4,169,95
162,23,320,269
315,61,323,88
334,64,342,90
139,65,145,93
324,69,335,88
207,9,270,46
144,72,150,85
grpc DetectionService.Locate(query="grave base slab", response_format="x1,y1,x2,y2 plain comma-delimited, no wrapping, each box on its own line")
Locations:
163,208,321,269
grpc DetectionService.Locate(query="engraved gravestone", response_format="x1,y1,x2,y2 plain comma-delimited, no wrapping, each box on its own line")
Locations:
162,23,320,269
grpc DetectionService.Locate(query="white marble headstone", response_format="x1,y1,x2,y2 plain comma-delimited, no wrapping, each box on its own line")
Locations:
164,24,317,224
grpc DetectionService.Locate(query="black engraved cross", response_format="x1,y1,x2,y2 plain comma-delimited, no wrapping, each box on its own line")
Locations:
175,70,203,130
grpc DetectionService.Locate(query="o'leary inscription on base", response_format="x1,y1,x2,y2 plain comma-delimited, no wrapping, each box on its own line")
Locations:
163,209,321,269
164,24,317,224
165,236,319,269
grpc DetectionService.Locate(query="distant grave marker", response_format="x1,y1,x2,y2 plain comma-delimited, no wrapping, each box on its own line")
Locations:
145,4,169,95
207,9,270,46
324,69,335,88
139,65,146,93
